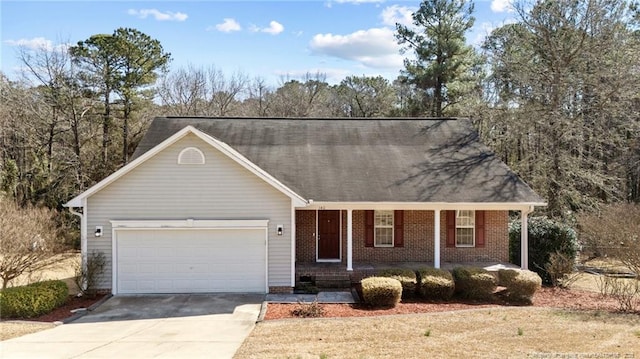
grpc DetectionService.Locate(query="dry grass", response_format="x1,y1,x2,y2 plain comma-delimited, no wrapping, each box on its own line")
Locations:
0,322,55,341
235,307,640,359
8,252,80,295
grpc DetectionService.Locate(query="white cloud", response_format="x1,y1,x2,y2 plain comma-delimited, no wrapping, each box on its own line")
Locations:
263,21,284,35
490,0,514,13
380,5,416,27
212,18,242,32
4,37,68,52
127,9,188,21
250,21,284,35
309,27,403,69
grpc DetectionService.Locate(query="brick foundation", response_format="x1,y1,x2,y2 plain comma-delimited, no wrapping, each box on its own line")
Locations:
269,286,294,294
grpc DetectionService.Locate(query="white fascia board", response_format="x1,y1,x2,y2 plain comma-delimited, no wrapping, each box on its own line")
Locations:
110,219,269,229
302,202,547,211
64,126,198,208
195,130,308,207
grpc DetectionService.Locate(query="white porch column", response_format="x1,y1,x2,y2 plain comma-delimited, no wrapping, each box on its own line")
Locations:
434,209,441,269
347,209,353,271
521,209,529,270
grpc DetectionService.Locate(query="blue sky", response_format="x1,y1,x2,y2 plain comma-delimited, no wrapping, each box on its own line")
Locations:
1,0,516,85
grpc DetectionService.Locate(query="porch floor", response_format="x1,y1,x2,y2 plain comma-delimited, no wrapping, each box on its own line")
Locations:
295,261,520,285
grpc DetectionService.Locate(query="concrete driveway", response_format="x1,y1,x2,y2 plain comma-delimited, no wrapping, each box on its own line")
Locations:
0,293,264,359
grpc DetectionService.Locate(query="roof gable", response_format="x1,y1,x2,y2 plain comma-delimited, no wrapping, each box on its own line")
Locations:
65,125,307,207
131,117,545,205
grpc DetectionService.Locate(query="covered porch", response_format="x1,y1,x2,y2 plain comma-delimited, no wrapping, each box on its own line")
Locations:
295,203,537,276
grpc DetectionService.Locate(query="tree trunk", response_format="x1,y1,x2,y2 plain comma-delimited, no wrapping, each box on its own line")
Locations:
123,97,131,164
102,88,111,167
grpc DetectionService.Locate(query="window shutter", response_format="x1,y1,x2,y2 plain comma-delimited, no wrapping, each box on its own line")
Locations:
446,210,456,247
365,210,374,247
475,210,486,247
394,210,404,247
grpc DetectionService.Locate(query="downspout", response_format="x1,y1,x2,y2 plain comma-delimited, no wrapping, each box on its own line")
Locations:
68,206,87,291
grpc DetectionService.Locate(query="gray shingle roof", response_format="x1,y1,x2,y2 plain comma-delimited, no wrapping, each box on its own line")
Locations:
133,117,544,204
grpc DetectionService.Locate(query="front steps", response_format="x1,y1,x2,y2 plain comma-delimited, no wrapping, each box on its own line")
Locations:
314,272,351,289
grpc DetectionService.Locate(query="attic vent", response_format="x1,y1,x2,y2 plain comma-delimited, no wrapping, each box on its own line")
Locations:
178,147,205,165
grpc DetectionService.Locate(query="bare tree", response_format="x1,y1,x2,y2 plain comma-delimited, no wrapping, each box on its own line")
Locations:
242,76,273,117
481,0,640,216
205,66,247,116
336,75,395,117
0,200,61,289
578,203,640,276
269,72,331,117
157,65,207,116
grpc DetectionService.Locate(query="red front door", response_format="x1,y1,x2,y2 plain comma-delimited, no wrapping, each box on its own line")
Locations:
318,210,340,260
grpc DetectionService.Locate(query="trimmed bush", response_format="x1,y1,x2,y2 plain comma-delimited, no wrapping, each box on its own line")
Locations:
417,268,455,300
361,277,402,307
378,268,417,298
0,280,68,318
498,269,542,304
509,216,578,285
451,267,497,300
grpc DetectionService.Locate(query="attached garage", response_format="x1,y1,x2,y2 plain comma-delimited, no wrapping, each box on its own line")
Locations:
112,220,268,294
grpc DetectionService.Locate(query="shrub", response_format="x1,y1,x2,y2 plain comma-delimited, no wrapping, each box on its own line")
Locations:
378,268,417,298
0,280,69,318
361,277,402,307
509,216,578,285
417,268,455,300
498,269,542,304
545,251,578,288
596,276,640,313
451,267,497,300
74,251,106,298
291,299,325,318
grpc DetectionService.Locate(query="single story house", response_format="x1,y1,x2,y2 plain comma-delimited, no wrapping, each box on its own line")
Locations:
65,117,545,294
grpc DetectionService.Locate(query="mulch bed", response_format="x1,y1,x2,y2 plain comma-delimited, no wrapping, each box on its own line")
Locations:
3,288,623,323
2,294,108,323
264,287,623,320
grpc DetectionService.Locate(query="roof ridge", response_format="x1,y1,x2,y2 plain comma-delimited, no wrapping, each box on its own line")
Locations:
160,116,465,121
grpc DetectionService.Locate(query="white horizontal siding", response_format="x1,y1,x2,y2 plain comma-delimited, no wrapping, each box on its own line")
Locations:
87,133,292,290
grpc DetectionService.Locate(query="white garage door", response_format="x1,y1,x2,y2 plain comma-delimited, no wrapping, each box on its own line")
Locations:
116,229,266,294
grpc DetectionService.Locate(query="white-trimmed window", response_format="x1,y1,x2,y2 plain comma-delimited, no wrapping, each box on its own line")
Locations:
455,210,475,247
178,147,205,165
374,210,394,247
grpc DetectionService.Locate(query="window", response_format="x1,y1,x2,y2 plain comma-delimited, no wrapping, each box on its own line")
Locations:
374,210,394,247
178,147,205,165
456,210,475,247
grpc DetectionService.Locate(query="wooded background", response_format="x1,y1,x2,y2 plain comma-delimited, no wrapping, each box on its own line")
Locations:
1,0,638,234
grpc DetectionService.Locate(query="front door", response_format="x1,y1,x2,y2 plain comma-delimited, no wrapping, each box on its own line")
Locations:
317,210,340,260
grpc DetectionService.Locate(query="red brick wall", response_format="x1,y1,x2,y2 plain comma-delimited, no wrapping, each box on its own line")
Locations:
296,210,316,263
440,210,509,263
295,210,509,264
352,210,434,262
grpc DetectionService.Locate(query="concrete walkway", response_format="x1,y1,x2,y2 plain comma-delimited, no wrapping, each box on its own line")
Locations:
265,291,355,303
0,294,263,359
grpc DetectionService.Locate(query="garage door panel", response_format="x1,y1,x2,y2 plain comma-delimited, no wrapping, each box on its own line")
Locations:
116,229,266,294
